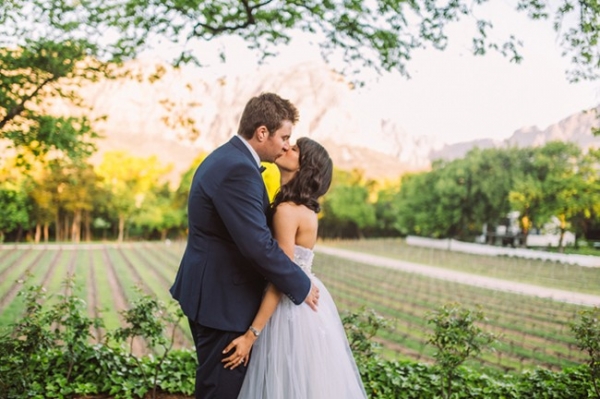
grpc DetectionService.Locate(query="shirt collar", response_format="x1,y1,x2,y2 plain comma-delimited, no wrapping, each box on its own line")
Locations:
235,135,261,168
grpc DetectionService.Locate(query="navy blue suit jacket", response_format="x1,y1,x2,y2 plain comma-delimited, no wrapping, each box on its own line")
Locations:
170,136,311,332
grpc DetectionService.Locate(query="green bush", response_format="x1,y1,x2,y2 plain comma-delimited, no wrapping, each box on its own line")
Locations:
571,307,600,399
0,281,597,398
0,278,192,399
426,303,497,399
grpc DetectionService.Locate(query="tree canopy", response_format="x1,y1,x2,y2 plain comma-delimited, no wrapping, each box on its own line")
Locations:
109,0,599,81
0,142,599,245
1,0,598,170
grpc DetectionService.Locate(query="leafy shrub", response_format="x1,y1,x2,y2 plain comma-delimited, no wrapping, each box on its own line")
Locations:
0,281,596,399
426,303,497,399
0,278,192,398
571,307,600,398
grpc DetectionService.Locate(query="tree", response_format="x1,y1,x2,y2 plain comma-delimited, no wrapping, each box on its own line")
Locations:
23,158,100,243
373,180,403,237
535,142,585,251
506,142,597,250
96,151,171,242
468,147,533,243
392,158,478,239
2,113,100,165
0,182,29,242
392,146,552,241
429,148,531,241
571,148,600,241
26,162,61,243
130,182,185,240
2,0,599,158
320,169,376,238
59,162,101,243
393,171,443,237
0,0,122,160
432,159,476,239
509,175,544,243
111,0,599,82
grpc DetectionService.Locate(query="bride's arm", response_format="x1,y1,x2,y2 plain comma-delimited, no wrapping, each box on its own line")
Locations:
222,203,298,369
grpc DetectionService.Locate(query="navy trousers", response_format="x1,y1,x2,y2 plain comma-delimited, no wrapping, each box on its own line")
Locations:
188,319,247,399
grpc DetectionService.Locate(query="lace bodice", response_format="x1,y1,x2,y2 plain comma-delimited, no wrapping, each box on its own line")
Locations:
293,245,314,274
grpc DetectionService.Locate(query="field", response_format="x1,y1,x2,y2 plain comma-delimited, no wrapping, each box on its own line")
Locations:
0,239,597,374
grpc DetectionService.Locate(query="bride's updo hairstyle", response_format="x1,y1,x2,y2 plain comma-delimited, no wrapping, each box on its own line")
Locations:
272,137,333,213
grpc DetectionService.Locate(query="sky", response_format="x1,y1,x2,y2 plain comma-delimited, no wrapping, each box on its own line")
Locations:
366,2,600,145
152,1,600,147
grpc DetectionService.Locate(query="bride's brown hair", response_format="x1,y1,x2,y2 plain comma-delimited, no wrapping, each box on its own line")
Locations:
272,137,333,213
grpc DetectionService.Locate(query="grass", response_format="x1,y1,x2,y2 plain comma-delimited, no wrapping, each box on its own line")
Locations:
312,251,587,372
321,238,600,295
44,250,77,306
0,250,60,326
90,248,121,331
0,239,595,373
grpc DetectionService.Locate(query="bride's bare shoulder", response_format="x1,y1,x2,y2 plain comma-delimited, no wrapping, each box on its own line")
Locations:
275,201,314,216
275,202,315,223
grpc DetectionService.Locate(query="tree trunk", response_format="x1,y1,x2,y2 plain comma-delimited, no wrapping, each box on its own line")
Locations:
118,216,125,243
355,223,363,239
83,211,92,242
43,223,49,243
520,215,530,248
71,210,81,243
35,223,41,243
63,214,70,243
558,215,567,253
558,229,566,253
55,213,61,242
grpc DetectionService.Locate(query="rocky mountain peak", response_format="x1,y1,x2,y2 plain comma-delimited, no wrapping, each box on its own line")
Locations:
431,106,600,161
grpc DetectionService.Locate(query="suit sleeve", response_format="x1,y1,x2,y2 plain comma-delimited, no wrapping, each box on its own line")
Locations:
213,164,311,305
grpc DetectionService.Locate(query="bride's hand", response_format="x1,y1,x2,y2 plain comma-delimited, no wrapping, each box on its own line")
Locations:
222,331,256,370
304,282,319,311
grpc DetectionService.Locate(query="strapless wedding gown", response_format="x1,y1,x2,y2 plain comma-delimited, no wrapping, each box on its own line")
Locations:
238,245,367,399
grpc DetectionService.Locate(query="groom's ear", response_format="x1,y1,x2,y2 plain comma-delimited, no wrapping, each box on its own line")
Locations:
255,125,268,142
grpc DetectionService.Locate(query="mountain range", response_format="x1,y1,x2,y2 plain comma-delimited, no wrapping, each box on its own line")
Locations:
53,58,600,183
430,105,600,162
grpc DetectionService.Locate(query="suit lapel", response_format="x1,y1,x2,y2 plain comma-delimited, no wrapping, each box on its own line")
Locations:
229,136,271,214
229,136,262,172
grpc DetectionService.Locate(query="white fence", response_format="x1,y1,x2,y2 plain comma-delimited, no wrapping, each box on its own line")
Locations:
406,236,600,268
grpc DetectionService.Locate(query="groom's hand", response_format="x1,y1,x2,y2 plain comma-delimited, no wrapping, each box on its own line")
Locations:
304,282,319,311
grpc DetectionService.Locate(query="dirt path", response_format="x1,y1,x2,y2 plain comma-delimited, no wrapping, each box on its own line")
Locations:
315,246,600,307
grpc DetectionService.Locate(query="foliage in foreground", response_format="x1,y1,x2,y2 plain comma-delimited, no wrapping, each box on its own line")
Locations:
571,307,600,398
426,304,497,399
0,280,598,399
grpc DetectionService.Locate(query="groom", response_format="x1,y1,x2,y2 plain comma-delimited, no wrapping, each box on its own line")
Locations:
170,92,319,399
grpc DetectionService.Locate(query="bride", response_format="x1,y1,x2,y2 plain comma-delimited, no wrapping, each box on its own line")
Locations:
222,137,367,399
